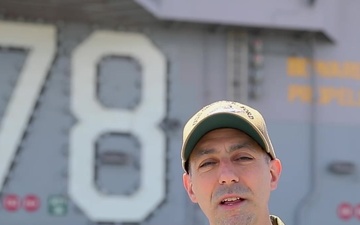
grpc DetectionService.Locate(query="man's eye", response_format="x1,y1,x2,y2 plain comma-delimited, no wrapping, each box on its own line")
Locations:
199,161,216,168
235,156,253,161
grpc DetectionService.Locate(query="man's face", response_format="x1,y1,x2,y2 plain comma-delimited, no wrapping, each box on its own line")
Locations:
183,128,282,225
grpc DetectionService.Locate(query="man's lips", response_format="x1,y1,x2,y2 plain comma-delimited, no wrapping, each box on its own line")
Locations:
219,196,245,206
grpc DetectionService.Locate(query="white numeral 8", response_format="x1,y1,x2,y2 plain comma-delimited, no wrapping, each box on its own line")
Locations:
70,31,166,222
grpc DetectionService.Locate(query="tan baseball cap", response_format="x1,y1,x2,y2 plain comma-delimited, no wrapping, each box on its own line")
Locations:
181,100,276,173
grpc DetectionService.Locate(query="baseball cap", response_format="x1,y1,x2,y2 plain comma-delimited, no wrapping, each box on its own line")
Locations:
181,100,276,173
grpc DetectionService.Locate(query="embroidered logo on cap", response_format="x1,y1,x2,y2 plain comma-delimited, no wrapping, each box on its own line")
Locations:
208,107,244,115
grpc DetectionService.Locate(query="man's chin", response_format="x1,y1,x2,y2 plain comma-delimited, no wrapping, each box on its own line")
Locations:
213,211,255,225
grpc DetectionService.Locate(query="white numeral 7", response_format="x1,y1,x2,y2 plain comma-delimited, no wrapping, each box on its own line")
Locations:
0,21,56,191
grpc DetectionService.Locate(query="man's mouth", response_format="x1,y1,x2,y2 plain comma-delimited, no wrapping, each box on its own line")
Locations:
220,197,244,205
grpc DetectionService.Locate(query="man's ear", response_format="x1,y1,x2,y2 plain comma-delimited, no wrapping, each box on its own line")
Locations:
269,158,282,190
183,173,197,203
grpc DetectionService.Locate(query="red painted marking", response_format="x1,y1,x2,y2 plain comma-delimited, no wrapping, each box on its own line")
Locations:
23,194,40,212
337,202,353,220
3,194,20,212
355,204,360,220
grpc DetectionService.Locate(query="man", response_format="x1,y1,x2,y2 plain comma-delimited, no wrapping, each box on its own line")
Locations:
181,100,285,225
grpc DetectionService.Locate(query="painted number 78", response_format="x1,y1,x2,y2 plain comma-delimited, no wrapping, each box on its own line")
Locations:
0,21,166,223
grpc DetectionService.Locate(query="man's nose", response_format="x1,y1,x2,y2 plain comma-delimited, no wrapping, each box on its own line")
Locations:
218,162,239,184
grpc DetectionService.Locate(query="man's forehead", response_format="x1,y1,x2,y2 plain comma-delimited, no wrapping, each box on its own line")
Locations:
192,142,255,156
190,140,262,161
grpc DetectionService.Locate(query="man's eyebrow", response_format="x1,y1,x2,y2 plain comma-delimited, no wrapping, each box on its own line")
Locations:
228,142,253,152
192,148,216,158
